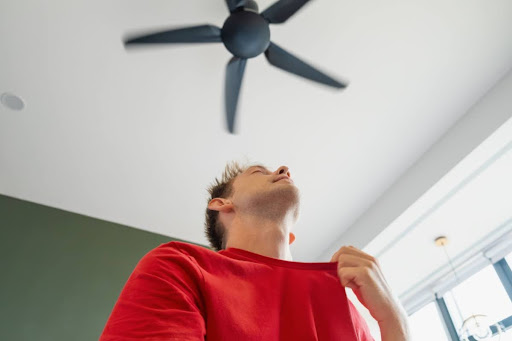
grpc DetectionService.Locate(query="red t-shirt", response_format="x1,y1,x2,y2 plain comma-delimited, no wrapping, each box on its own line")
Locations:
100,241,374,340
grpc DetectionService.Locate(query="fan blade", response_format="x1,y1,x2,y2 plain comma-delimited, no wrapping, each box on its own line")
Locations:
125,25,222,45
261,0,310,24
265,42,347,88
225,57,247,133
226,0,247,13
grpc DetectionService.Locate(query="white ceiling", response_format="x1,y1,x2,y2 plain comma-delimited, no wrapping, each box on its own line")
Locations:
1,0,512,263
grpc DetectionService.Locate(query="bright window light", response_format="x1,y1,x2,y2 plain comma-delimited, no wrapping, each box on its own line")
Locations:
506,253,512,269
408,301,449,341
444,264,512,333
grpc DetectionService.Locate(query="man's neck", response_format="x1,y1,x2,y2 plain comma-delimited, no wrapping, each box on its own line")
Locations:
224,214,294,261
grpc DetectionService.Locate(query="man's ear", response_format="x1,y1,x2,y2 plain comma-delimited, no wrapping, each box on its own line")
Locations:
289,232,296,245
208,198,234,213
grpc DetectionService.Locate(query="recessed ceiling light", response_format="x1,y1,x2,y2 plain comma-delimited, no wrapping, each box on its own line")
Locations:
1,92,25,111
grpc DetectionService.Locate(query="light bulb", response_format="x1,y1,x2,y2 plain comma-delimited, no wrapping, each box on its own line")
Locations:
460,315,493,340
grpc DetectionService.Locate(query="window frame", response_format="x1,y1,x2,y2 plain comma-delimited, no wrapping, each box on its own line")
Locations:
433,257,512,341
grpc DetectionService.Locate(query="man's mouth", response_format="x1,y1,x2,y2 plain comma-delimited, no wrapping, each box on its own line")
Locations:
274,176,293,183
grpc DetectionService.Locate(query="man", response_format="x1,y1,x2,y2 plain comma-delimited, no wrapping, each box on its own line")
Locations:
100,162,410,340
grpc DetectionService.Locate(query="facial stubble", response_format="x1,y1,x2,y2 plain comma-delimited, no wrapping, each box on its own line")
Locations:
245,183,301,222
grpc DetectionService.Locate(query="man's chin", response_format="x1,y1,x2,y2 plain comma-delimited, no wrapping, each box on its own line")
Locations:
272,185,300,207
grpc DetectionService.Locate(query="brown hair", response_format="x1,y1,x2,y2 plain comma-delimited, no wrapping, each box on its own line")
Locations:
204,160,250,251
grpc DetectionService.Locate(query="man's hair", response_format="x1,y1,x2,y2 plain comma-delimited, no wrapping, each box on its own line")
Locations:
204,160,249,251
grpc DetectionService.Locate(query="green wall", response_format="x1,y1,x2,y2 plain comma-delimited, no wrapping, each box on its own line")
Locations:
0,194,208,341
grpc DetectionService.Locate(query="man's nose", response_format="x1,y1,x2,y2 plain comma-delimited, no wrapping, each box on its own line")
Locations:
275,166,291,177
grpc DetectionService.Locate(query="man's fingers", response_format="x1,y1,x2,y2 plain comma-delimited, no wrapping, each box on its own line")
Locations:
337,266,357,287
330,246,378,264
330,246,364,262
335,253,375,270
337,266,371,288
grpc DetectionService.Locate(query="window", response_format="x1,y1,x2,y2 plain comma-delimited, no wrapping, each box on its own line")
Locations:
430,256,512,340
409,301,449,341
506,254,512,270
443,263,512,333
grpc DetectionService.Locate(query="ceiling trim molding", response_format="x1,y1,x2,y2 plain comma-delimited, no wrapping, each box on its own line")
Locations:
400,220,512,315
375,139,512,258
316,67,512,261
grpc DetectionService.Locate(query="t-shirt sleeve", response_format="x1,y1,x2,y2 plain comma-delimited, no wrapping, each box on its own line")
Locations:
99,243,206,341
348,299,376,341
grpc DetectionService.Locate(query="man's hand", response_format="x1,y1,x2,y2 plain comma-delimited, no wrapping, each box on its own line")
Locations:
330,246,410,341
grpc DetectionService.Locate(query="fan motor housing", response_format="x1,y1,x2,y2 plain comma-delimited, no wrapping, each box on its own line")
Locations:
221,11,270,59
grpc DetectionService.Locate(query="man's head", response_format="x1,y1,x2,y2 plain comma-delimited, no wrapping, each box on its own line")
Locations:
204,161,300,251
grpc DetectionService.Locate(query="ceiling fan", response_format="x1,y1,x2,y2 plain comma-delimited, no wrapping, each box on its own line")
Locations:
124,0,348,133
